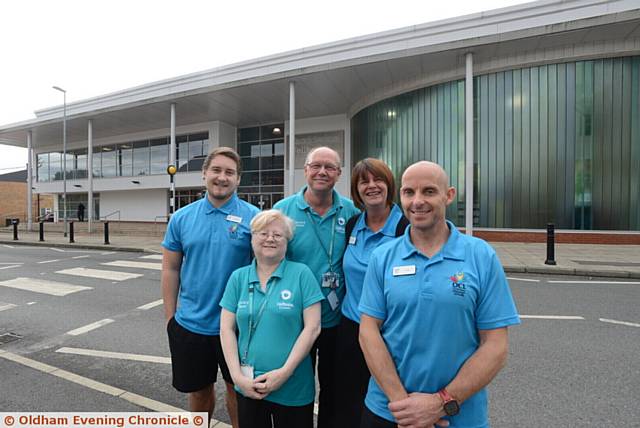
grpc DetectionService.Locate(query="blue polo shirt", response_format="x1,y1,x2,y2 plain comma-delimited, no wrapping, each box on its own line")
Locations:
341,204,404,323
273,187,359,328
220,259,324,406
359,222,520,427
162,194,259,335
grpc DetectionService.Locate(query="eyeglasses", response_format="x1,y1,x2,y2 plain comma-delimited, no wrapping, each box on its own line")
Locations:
254,231,286,242
306,162,340,173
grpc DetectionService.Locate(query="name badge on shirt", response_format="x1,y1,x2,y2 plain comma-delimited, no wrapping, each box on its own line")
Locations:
348,236,357,245
226,215,242,223
393,265,416,276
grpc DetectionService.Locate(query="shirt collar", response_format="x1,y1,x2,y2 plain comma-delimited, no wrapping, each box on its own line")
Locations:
204,193,238,215
400,220,465,261
295,186,343,214
248,259,287,286
356,204,403,236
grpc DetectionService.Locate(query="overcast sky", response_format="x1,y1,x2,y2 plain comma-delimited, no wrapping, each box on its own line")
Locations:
0,0,529,173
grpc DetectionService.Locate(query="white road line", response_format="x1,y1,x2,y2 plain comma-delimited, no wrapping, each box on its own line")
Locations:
0,277,92,296
0,264,20,270
599,318,640,328
38,259,61,264
0,351,184,412
137,299,163,310
520,315,585,320
102,260,162,270
0,303,17,312
101,251,116,255
49,248,66,252
56,267,143,281
140,254,163,260
27,301,36,305
547,280,640,285
507,277,540,282
56,347,171,364
72,255,90,259
66,319,115,336
3,245,15,248
0,262,23,264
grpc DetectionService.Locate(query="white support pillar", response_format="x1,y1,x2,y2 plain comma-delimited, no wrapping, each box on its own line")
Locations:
288,82,295,195
87,119,93,233
27,131,33,231
465,52,474,236
169,103,176,215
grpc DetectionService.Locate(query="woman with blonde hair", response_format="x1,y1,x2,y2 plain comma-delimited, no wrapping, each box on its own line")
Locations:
220,209,324,428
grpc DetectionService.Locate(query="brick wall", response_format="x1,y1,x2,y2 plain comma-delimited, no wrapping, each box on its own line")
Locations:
463,229,640,245
0,182,54,224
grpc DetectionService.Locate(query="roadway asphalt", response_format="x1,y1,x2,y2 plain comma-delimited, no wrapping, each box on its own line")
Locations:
1,243,639,426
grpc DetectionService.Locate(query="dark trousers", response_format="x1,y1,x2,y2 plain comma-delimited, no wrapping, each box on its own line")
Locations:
333,316,371,428
310,325,338,428
236,392,313,428
360,406,397,428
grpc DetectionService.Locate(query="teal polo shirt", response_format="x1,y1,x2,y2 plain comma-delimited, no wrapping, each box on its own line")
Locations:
359,222,520,427
273,187,359,328
220,259,324,406
162,194,259,335
341,203,404,323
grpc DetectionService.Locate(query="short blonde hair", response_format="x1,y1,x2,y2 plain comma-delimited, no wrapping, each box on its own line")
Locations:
250,209,295,240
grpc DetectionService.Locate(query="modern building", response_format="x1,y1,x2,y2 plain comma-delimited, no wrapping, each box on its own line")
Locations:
0,0,639,238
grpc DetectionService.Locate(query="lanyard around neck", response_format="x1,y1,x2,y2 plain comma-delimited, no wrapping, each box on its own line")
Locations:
305,210,337,272
242,280,276,363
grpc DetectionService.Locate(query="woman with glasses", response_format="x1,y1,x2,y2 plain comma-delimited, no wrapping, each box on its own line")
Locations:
220,209,324,428
334,158,409,428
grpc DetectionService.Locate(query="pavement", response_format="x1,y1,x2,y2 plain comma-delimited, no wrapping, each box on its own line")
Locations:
1,228,639,279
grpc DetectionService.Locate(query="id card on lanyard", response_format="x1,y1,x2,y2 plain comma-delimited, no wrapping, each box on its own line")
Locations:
305,210,341,310
241,281,276,377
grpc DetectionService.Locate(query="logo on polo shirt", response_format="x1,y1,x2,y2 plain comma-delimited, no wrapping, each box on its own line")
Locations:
228,224,239,239
450,272,466,297
337,217,346,226
281,290,292,300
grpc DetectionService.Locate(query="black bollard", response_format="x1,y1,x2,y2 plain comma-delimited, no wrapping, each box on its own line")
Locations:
104,221,110,245
544,223,556,265
69,221,75,243
39,221,45,242
12,219,18,241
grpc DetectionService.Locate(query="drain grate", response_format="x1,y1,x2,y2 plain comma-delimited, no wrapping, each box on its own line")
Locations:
0,332,23,345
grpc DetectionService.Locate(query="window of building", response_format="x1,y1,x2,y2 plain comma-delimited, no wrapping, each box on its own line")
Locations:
237,123,284,210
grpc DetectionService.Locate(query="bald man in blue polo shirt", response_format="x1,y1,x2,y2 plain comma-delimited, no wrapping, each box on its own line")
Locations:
162,147,259,428
359,161,520,428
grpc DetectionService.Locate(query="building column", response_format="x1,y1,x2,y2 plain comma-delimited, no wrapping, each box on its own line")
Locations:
288,82,296,195
169,103,176,215
465,52,474,236
87,119,93,233
27,131,33,231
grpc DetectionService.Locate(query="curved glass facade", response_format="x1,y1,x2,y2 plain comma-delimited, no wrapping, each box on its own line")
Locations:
352,56,640,230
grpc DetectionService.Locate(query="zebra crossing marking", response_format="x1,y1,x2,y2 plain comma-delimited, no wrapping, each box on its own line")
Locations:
0,277,92,296
56,267,143,281
102,261,162,270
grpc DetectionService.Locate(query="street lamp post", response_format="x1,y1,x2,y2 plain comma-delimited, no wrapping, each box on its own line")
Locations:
53,86,68,237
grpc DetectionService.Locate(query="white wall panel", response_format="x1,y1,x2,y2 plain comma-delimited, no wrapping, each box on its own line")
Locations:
100,189,167,222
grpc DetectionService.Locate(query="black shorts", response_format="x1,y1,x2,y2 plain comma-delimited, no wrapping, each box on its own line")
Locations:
166,316,232,393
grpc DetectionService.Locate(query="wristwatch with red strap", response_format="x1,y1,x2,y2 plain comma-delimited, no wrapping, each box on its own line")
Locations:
437,388,460,416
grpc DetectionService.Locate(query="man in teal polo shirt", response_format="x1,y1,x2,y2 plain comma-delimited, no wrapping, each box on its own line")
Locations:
162,147,259,428
273,146,359,428
359,161,520,428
